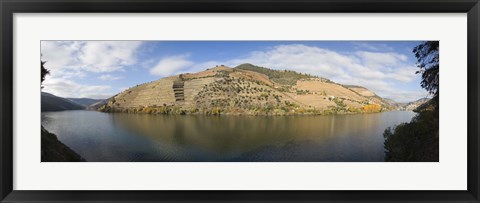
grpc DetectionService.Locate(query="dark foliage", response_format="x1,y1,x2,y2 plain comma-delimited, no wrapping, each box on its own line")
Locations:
235,63,315,86
40,58,85,161
413,41,439,96
383,42,440,162
41,60,50,88
383,103,439,162
41,126,85,162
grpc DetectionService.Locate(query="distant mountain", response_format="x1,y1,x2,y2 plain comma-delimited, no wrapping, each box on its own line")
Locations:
380,98,407,110
377,97,432,111
87,99,108,110
67,98,103,107
402,98,430,111
41,92,85,112
97,64,394,115
383,98,400,106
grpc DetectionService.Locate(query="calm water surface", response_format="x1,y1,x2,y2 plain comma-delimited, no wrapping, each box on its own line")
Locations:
41,110,416,162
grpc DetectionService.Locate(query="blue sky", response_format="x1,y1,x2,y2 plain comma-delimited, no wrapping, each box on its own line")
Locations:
41,41,429,102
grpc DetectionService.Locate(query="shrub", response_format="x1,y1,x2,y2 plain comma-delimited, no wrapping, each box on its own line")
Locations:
362,104,381,113
383,108,439,161
210,107,222,115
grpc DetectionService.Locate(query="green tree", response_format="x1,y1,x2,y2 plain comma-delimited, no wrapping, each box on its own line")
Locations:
41,60,50,88
383,109,439,161
413,41,439,97
383,41,439,162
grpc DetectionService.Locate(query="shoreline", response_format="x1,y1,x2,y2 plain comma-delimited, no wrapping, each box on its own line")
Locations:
84,108,410,116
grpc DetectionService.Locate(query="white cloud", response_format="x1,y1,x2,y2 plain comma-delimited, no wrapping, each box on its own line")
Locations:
355,51,408,69
149,54,193,77
41,41,143,98
78,41,141,72
98,74,123,81
193,44,423,102
226,44,348,78
382,90,430,103
224,44,417,82
43,78,112,99
141,58,156,69
385,66,419,83
40,41,424,102
41,41,143,74
141,44,423,102
41,41,79,72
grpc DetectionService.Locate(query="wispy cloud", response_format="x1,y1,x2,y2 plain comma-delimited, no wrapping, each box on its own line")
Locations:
41,41,425,102
41,41,144,99
149,54,193,77
98,74,123,81
355,51,408,69
143,44,423,102
41,41,143,74
43,78,112,99
198,44,423,102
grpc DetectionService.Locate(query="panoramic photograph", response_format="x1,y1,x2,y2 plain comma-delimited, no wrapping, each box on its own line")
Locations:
40,41,439,162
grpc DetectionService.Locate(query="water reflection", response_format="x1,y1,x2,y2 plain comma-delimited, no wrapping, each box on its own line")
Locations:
41,110,416,162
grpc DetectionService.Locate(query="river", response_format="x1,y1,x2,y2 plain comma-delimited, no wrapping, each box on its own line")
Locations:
41,110,416,162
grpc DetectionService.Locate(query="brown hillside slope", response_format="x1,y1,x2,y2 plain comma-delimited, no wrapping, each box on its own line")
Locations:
98,64,392,115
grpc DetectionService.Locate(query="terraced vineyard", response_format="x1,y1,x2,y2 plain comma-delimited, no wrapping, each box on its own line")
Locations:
97,64,393,115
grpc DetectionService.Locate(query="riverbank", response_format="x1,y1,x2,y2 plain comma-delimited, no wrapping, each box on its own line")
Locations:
98,104,390,116
41,126,85,162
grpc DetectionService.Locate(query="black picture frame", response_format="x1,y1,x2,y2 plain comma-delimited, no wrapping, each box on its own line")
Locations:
1,0,479,202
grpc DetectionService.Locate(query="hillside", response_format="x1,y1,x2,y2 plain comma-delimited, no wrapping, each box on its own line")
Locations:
407,97,432,112
97,64,393,115
67,98,103,107
235,63,327,86
41,126,85,162
41,92,85,112
88,99,108,110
